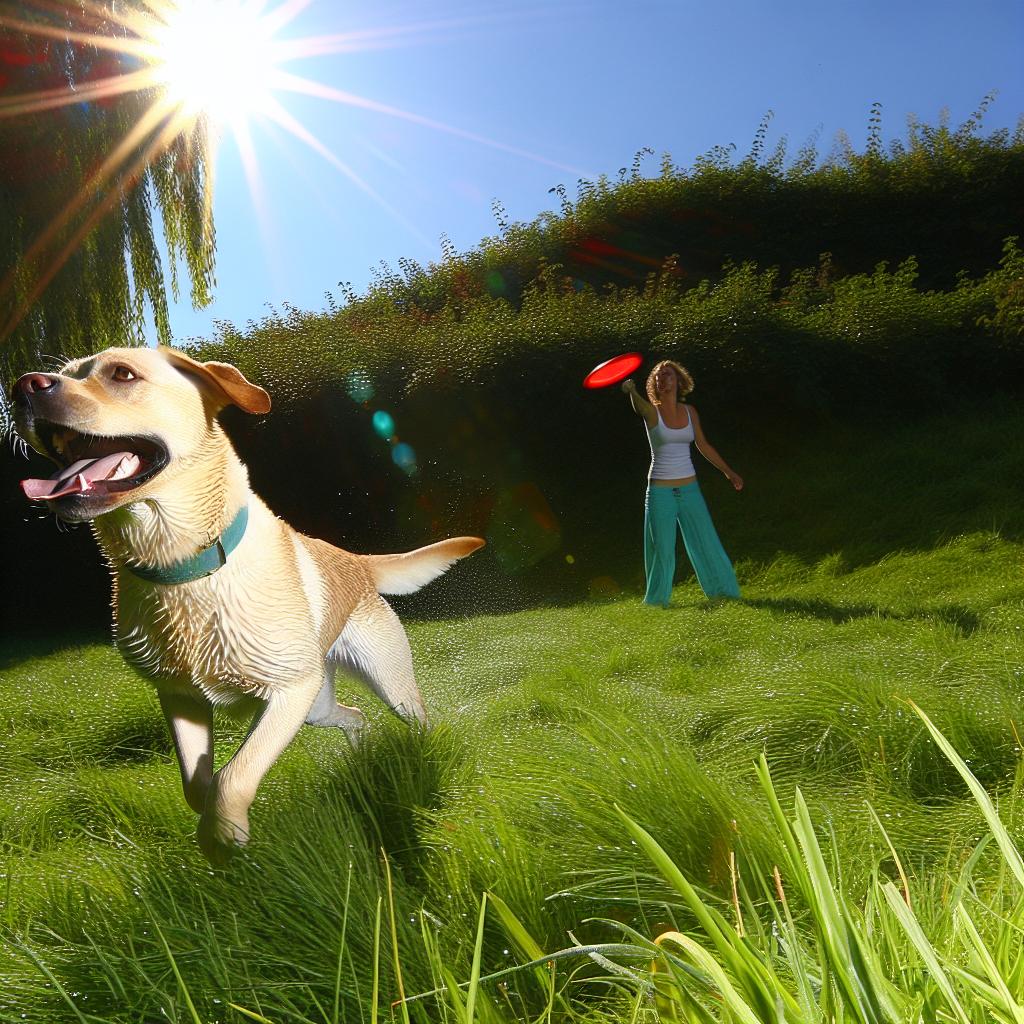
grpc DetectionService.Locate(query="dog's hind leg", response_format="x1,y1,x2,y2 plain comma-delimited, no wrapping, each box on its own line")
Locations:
305,663,368,743
329,596,428,725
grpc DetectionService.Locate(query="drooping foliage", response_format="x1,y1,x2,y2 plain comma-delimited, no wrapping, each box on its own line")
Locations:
0,1,215,389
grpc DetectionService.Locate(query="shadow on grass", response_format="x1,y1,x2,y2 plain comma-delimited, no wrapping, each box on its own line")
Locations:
0,628,110,671
742,596,982,635
317,720,467,887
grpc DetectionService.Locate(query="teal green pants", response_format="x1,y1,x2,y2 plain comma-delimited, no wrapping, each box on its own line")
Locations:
643,483,740,605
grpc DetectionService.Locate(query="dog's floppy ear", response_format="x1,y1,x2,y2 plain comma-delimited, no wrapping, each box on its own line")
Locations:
162,348,272,414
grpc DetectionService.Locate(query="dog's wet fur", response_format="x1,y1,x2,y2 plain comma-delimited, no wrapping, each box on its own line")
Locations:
12,346,483,863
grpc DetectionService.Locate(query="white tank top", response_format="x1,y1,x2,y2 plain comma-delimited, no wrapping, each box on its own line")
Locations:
646,407,695,479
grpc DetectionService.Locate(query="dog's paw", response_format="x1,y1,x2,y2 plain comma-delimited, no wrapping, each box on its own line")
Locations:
345,711,370,747
197,809,250,866
319,702,369,746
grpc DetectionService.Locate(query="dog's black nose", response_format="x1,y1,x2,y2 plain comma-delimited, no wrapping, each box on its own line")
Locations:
13,372,59,403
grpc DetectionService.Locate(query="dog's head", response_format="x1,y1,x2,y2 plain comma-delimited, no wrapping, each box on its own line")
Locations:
11,346,270,522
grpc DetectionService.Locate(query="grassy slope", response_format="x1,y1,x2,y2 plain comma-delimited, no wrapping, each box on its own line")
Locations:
1,404,1022,1022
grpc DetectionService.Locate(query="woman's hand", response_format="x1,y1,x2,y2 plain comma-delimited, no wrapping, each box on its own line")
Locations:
623,377,656,424
726,471,744,491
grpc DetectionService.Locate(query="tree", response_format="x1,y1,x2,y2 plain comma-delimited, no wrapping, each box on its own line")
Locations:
0,0,216,393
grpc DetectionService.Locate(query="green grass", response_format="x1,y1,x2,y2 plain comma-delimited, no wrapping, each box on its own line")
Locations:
1,410,1022,1023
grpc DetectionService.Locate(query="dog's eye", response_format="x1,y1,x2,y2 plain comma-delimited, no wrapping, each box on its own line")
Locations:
112,366,137,382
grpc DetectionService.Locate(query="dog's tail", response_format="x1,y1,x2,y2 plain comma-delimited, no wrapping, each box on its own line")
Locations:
364,537,485,595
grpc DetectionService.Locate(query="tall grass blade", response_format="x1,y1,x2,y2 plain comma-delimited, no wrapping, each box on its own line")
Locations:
382,851,411,1024
227,1005,277,1024
756,754,835,1019
332,862,353,1024
791,788,902,1023
909,701,1024,890
465,892,488,1024
486,891,545,961
955,904,1024,1024
593,916,707,987
487,891,573,1014
371,895,382,1024
881,881,970,1024
651,930,735,1023
948,835,993,914
441,966,468,1017
614,803,801,1022
83,932,129,1004
151,919,203,1024
403,943,658,1005
867,804,912,907
655,931,765,1024
755,867,817,1020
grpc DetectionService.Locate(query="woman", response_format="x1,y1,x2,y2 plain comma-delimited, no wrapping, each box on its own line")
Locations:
622,360,742,605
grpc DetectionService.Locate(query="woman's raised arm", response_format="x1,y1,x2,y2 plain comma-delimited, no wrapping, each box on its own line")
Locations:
622,378,657,427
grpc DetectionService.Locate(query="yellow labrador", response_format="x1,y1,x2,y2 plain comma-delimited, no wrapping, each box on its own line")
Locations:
11,346,483,863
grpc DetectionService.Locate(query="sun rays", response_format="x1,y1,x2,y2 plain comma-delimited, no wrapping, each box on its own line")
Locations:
147,1,280,125
0,0,582,343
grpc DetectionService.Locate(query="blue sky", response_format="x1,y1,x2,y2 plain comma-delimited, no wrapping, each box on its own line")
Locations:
155,0,1024,345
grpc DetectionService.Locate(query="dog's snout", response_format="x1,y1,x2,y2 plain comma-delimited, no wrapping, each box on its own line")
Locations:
13,372,59,403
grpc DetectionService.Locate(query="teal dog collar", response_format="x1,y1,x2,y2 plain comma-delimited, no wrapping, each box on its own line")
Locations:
125,504,249,585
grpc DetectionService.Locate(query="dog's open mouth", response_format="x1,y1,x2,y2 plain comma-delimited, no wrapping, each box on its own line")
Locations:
20,423,168,502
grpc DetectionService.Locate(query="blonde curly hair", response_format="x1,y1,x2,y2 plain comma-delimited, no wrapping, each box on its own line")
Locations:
646,360,694,406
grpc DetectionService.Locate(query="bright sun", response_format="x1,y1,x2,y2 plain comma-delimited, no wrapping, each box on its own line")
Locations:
0,0,579,340
151,1,277,126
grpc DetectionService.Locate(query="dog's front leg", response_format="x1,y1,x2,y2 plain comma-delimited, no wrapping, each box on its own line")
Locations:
197,678,320,864
158,690,214,815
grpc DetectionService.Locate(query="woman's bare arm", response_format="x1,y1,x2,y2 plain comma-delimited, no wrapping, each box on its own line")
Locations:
690,407,743,490
621,379,658,427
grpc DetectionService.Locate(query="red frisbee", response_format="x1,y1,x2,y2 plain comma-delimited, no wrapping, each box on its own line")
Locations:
583,352,643,389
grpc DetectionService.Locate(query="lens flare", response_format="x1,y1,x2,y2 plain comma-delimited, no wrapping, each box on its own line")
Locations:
392,442,417,474
372,410,396,441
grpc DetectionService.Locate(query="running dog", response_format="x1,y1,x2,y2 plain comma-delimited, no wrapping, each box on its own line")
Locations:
11,346,483,863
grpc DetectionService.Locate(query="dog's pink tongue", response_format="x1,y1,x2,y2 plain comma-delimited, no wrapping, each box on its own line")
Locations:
21,452,141,500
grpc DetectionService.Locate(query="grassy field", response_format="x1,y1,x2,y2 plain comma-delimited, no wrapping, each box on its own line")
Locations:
1,404,1022,1023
